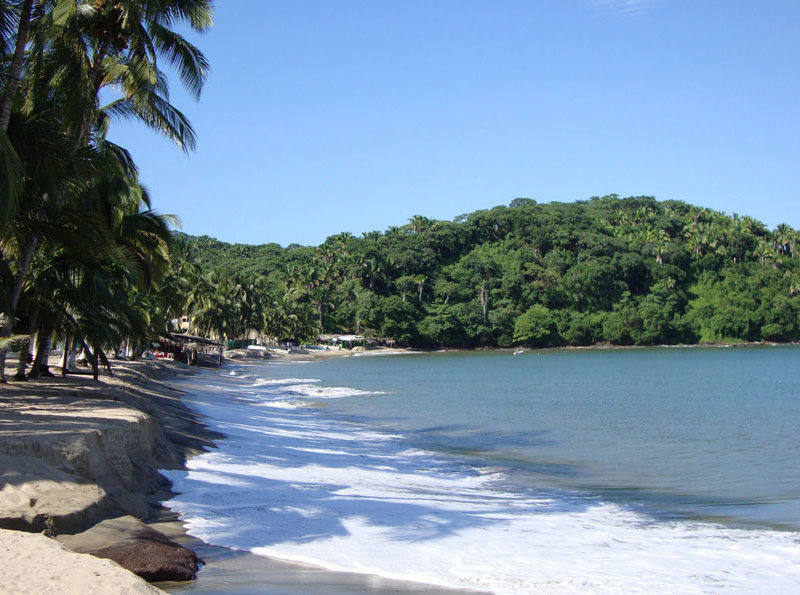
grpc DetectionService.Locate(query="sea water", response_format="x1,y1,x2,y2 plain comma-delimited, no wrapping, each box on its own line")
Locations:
163,347,800,593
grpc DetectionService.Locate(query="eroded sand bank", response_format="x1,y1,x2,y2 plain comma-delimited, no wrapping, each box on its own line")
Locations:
0,359,214,592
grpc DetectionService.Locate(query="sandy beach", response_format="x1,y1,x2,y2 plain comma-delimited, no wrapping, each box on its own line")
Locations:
0,349,472,594
0,356,214,592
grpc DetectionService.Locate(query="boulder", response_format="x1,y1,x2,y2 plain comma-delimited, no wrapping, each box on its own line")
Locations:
58,516,201,582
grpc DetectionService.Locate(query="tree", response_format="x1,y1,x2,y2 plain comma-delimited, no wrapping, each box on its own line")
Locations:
0,0,213,380
0,0,34,131
513,304,558,346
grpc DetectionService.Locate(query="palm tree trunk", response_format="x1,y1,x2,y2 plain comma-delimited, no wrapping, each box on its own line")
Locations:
2,234,37,332
82,340,99,381
15,337,30,379
13,303,37,380
71,39,111,150
91,349,99,381
60,333,71,376
0,0,34,131
28,324,52,379
97,347,113,377
0,235,38,381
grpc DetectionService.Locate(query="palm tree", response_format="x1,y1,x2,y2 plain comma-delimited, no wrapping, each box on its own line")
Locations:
413,274,426,302
645,228,670,265
362,257,382,290
18,146,174,379
0,0,212,379
293,301,321,342
36,0,212,148
0,0,31,217
0,107,81,380
308,285,333,330
753,239,774,267
0,0,34,131
774,223,793,256
409,215,437,235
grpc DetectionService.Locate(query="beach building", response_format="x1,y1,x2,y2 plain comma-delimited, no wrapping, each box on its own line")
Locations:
157,332,224,367
316,335,395,349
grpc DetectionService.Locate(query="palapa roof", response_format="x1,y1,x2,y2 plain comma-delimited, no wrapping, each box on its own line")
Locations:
163,332,223,347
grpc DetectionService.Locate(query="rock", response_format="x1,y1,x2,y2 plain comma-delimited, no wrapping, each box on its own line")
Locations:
58,516,201,582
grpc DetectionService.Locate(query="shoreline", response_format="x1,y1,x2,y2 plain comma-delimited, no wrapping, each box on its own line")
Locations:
253,339,799,359
2,341,797,592
164,345,800,592
155,354,481,594
0,352,476,593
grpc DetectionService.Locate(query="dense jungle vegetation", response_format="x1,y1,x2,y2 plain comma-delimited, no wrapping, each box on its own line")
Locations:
181,195,800,348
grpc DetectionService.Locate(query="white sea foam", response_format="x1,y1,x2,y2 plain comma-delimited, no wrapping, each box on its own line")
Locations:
252,378,321,387
257,400,304,410
164,375,800,594
281,384,387,399
269,360,314,365
351,349,418,357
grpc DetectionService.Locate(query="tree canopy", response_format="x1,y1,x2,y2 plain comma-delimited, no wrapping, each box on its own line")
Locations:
179,195,800,349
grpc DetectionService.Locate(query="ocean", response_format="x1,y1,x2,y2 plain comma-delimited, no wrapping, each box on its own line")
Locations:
163,346,800,593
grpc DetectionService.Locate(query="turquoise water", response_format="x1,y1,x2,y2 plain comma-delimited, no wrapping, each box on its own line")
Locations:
266,347,800,531
164,346,800,592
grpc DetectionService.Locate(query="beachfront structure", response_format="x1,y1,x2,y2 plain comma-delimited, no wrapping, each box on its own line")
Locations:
316,335,395,349
157,333,224,367
317,334,366,348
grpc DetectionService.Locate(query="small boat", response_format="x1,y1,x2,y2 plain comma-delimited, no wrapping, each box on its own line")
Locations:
513,349,524,355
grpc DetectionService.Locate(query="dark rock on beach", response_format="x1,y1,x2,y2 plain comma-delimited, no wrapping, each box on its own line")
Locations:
58,515,201,582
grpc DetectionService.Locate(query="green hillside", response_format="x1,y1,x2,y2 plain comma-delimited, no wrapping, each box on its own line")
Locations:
181,195,800,347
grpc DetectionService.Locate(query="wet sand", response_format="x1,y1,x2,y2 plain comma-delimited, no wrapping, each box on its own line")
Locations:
155,516,480,594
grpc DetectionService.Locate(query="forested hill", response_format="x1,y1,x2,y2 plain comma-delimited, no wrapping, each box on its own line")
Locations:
182,195,800,348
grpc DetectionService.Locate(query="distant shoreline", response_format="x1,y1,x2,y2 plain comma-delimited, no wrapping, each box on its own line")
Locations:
244,340,800,364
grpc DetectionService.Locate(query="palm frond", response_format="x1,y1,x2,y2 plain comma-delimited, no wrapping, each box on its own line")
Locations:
0,0,17,59
149,22,208,99
0,333,28,350
151,0,213,32
136,92,196,151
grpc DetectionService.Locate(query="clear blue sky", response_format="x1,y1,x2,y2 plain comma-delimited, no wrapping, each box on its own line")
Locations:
108,0,800,247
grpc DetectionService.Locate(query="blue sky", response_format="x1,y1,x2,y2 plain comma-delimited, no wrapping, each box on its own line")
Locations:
109,0,800,247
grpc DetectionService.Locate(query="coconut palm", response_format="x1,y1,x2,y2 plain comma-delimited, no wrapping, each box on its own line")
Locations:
16,146,174,379
0,106,93,380
753,239,774,267
0,0,212,379
0,0,35,131
774,223,793,256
